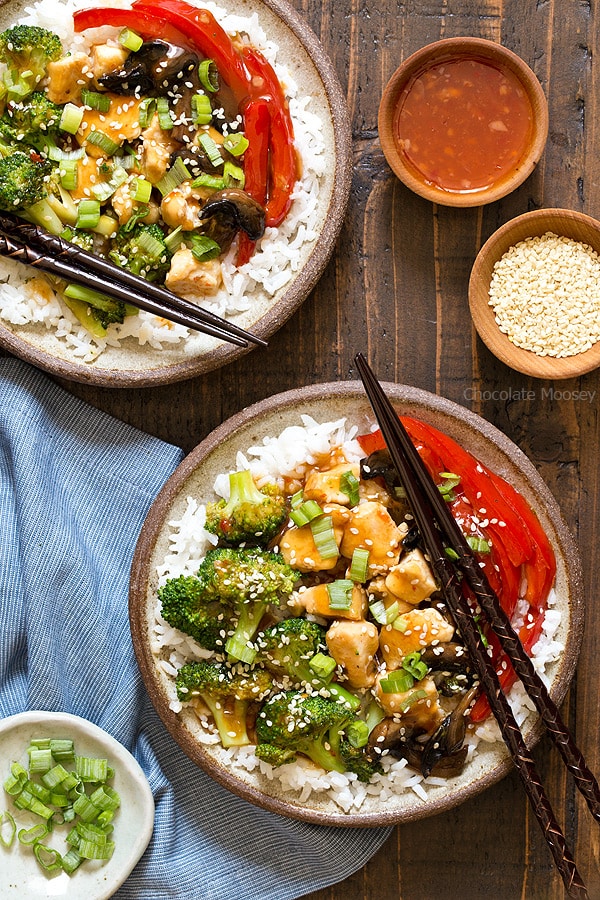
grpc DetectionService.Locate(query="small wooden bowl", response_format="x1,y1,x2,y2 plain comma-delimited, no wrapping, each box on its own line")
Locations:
469,209,600,378
378,38,549,207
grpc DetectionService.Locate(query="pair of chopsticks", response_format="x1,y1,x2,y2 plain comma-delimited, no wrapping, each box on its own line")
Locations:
0,211,267,348
355,353,599,900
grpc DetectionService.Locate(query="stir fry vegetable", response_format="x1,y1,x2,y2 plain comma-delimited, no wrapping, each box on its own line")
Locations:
0,1,299,336
159,418,557,782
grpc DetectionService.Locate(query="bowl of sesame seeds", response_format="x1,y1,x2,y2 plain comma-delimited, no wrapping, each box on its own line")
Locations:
469,208,600,378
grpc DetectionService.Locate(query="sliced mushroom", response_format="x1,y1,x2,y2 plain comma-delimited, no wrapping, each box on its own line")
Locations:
199,189,266,250
98,41,199,96
419,685,479,777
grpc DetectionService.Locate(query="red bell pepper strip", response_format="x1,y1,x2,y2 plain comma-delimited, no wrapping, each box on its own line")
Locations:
73,6,191,49
131,0,252,106
236,98,270,266
241,45,299,228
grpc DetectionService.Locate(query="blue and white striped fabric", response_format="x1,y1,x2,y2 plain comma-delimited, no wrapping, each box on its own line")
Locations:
0,358,392,900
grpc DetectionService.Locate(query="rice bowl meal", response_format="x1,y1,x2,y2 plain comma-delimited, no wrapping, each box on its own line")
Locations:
129,383,584,826
0,0,350,385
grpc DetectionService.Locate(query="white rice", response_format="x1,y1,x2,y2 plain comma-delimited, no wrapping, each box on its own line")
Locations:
0,0,326,361
151,416,565,813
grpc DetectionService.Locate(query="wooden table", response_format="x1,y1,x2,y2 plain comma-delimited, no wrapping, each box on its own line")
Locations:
4,0,599,897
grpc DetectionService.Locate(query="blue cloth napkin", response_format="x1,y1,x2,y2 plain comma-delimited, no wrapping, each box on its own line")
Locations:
0,358,392,900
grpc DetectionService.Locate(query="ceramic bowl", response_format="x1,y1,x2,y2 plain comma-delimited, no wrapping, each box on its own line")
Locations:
0,710,154,899
129,381,584,827
378,37,549,207
469,208,600,378
0,0,352,386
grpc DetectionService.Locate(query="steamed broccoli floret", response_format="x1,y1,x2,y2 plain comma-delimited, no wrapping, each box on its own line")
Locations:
158,574,226,651
109,223,171,282
205,469,289,547
0,25,62,100
159,548,299,664
0,92,62,151
0,149,52,211
176,659,272,747
255,691,381,782
60,227,94,252
256,617,363,709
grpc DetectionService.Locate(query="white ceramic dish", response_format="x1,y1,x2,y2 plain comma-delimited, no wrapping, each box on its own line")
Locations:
0,711,154,899
129,381,584,827
0,0,352,387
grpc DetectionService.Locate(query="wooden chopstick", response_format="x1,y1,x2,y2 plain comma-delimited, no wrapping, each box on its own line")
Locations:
355,352,591,899
0,213,268,348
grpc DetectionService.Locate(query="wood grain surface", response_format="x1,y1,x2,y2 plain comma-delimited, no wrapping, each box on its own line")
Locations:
3,0,600,897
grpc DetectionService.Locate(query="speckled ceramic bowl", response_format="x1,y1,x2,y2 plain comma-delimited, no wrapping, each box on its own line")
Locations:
129,381,584,827
0,0,351,386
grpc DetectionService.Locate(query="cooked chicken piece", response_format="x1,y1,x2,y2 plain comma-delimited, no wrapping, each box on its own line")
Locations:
367,575,414,615
140,114,181,183
46,52,92,104
279,522,340,572
326,619,379,689
321,503,352,529
110,182,160,226
294,582,368,621
90,43,128,84
339,500,405,574
358,476,397,507
165,246,222,297
379,608,454,669
385,548,438,605
374,674,444,732
77,95,144,157
160,182,204,230
303,462,361,507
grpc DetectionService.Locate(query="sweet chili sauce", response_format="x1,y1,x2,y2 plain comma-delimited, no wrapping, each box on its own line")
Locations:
393,56,534,193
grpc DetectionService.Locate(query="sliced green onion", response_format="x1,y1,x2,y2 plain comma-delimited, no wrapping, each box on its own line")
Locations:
438,472,461,501
340,470,360,506
197,132,223,167
92,165,128,202
29,739,51,749
0,811,16,848
85,129,122,156
156,96,174,130
365,699,386,733
155,156,191,196
78,837,115,860
392,615,408,632
47,145,86,162
81,89,111,112
399,688,428,712
380,669,415,694
93,214,118,238
25,780,51,802
119,27,143,52
59,102,84,135
89,786,120,811
326,579,353,610
308,652,336,681
402,651,429,681
76,199,101,229
466,535,491,554
138,97,156,128
18,822,49,845
191,92,212,125
444,546,460,561
223,132,249,157
310,514,338,559
224,634,257,665
61,847,83,875
33,842,63,873
199,58,219,92
136,228,165,262
345,720,369,749
349,547,369,582
369,599,399,625
131,176,152,203
290,499,323,527
163,225,184,253
72,794,100,823
75,756,108,784
290,489,304,509
188,233,221,262
3,765,27,796
13,790,54,820
191,172,225,190
223,160,244,189
28,747,53,775
59,158,78,191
